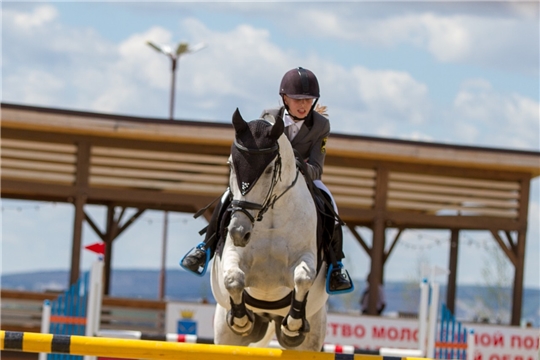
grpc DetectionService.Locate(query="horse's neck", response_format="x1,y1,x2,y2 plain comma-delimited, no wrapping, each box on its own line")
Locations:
256,171,314,237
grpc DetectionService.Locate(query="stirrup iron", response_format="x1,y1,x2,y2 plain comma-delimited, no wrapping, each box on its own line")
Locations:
179,243,210,277
325,262,354,295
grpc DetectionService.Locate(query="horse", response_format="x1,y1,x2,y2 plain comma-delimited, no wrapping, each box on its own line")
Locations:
210,108,329,351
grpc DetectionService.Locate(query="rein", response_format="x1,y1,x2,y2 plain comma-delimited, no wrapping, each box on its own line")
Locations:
230,140,300,224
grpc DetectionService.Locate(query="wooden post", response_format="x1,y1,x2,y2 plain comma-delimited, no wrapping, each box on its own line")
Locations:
446,229,459,314
511,175,530,325
70,141,90,286
70,195,86,285
368,166,388,315
103,204,116,295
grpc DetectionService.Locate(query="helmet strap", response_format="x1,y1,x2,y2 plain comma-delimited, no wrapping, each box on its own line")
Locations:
282,96,319,121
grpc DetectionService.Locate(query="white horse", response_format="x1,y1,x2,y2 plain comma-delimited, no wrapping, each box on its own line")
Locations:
210,109,328,351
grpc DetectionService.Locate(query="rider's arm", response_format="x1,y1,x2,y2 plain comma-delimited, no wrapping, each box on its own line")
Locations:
304,118,330,180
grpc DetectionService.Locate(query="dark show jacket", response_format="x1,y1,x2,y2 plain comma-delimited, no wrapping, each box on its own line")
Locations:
261,106,330,181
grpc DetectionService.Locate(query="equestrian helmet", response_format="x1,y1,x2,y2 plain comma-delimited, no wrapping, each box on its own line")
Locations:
279,67,320,99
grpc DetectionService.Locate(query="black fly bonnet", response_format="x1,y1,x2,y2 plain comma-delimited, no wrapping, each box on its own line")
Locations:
229,108,302,224
231,108,283,195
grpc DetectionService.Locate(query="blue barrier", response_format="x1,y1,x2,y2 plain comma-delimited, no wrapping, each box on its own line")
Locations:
435,304,470,359
47,271,89,360
41,259,103,360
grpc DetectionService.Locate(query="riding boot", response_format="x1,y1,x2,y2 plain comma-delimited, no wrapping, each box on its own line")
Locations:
181,190,231,276
327,225,354,294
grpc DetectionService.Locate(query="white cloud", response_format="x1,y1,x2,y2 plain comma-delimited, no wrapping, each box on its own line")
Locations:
3,69,65,104
452,80,540,150
7,4,58,31
321,65,431,137
298,7,538,74
421,14,472,63
353,66,429,125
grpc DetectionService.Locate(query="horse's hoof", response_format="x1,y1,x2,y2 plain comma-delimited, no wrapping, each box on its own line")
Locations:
278,315,310,348
281,324,300,338
226,310,254,336
279,327,306,348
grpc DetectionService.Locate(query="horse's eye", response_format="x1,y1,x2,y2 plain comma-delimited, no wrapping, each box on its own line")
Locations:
265,166,273,175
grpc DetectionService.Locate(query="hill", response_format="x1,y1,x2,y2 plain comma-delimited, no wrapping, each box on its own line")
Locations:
2,269,538,327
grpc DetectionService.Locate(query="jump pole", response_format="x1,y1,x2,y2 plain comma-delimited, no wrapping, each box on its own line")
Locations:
1,331,430,360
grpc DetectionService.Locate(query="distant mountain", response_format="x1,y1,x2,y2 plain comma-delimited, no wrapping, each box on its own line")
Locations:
2,269,538,327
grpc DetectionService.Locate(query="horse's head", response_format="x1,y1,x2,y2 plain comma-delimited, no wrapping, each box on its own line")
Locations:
227,108,286,247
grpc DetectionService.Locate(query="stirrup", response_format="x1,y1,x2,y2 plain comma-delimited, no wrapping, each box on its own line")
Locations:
179,243,210,277
325,262,355,295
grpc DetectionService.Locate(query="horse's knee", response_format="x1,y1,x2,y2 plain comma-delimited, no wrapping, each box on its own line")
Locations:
293,263,315,290
224,268,245,298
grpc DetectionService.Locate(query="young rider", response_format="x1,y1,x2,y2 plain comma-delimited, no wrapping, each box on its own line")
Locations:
181,67,353,294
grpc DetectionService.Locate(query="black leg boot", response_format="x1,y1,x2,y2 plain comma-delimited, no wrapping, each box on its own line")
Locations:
181,190,230,275
327,225,354,294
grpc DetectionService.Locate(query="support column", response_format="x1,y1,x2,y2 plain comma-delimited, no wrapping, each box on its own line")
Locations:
70,141,90,286
511,230,527,325
368,166,388,315
368,217,386,314
511,176,530,325
446,229,459,314
103,204,117,295
69,195,86,285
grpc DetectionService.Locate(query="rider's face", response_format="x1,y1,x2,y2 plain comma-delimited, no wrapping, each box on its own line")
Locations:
283,95,314,119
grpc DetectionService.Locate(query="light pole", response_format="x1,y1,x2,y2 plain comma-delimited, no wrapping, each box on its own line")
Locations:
146,40,205,300
146,41,206,120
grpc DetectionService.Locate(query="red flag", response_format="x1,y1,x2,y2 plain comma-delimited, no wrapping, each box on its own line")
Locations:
85,242,106,255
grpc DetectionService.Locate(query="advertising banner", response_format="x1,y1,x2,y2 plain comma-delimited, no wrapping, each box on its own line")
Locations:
166,302,539,359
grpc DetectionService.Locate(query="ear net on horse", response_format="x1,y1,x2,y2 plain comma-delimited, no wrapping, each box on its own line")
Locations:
231,110,282,195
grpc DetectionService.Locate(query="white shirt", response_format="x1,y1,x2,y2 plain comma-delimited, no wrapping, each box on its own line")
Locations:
283,111,304,141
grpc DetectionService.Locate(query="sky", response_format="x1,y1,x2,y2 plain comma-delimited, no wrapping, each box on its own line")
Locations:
1,1,539,292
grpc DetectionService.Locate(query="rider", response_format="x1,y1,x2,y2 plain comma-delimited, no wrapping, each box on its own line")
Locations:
181,67,353,294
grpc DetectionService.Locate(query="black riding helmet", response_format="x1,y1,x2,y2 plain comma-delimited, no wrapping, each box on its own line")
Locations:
279,67,320,120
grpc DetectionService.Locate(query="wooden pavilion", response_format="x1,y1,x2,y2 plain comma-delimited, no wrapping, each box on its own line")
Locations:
1,102,538,325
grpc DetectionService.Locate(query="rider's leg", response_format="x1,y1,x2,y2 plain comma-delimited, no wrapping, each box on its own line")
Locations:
313,180,353,293
181,189,231,275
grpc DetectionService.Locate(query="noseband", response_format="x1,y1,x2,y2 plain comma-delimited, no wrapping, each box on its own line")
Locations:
230,139,299,224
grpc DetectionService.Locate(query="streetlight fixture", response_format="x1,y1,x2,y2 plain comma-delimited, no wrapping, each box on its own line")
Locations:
146,40,206,120
146,40,206,300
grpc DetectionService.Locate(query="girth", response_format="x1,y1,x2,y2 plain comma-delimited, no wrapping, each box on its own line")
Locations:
243,290,293,310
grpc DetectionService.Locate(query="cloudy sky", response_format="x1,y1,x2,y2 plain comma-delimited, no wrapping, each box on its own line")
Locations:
2,2,539,291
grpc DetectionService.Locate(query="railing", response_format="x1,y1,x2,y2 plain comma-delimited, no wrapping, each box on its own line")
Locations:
1,290,166,335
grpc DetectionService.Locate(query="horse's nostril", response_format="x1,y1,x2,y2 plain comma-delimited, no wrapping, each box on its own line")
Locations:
244,232,251,242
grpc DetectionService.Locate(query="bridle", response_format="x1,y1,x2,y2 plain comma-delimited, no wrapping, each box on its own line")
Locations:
229,138,300,224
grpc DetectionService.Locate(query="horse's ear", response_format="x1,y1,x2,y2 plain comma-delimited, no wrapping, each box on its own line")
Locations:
232,108,248,133
270,114,284,139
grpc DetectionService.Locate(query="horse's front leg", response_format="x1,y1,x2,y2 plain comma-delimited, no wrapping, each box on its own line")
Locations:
223,258,254,336
281,259,315,339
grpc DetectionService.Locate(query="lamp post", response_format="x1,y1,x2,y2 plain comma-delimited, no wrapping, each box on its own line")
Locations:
146,40,205,300
146,41,206,120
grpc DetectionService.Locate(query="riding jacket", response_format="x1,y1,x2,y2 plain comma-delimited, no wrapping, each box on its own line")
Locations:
261,107,330,181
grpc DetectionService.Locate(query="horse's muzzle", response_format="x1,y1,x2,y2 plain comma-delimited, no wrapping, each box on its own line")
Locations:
228,216,253,247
